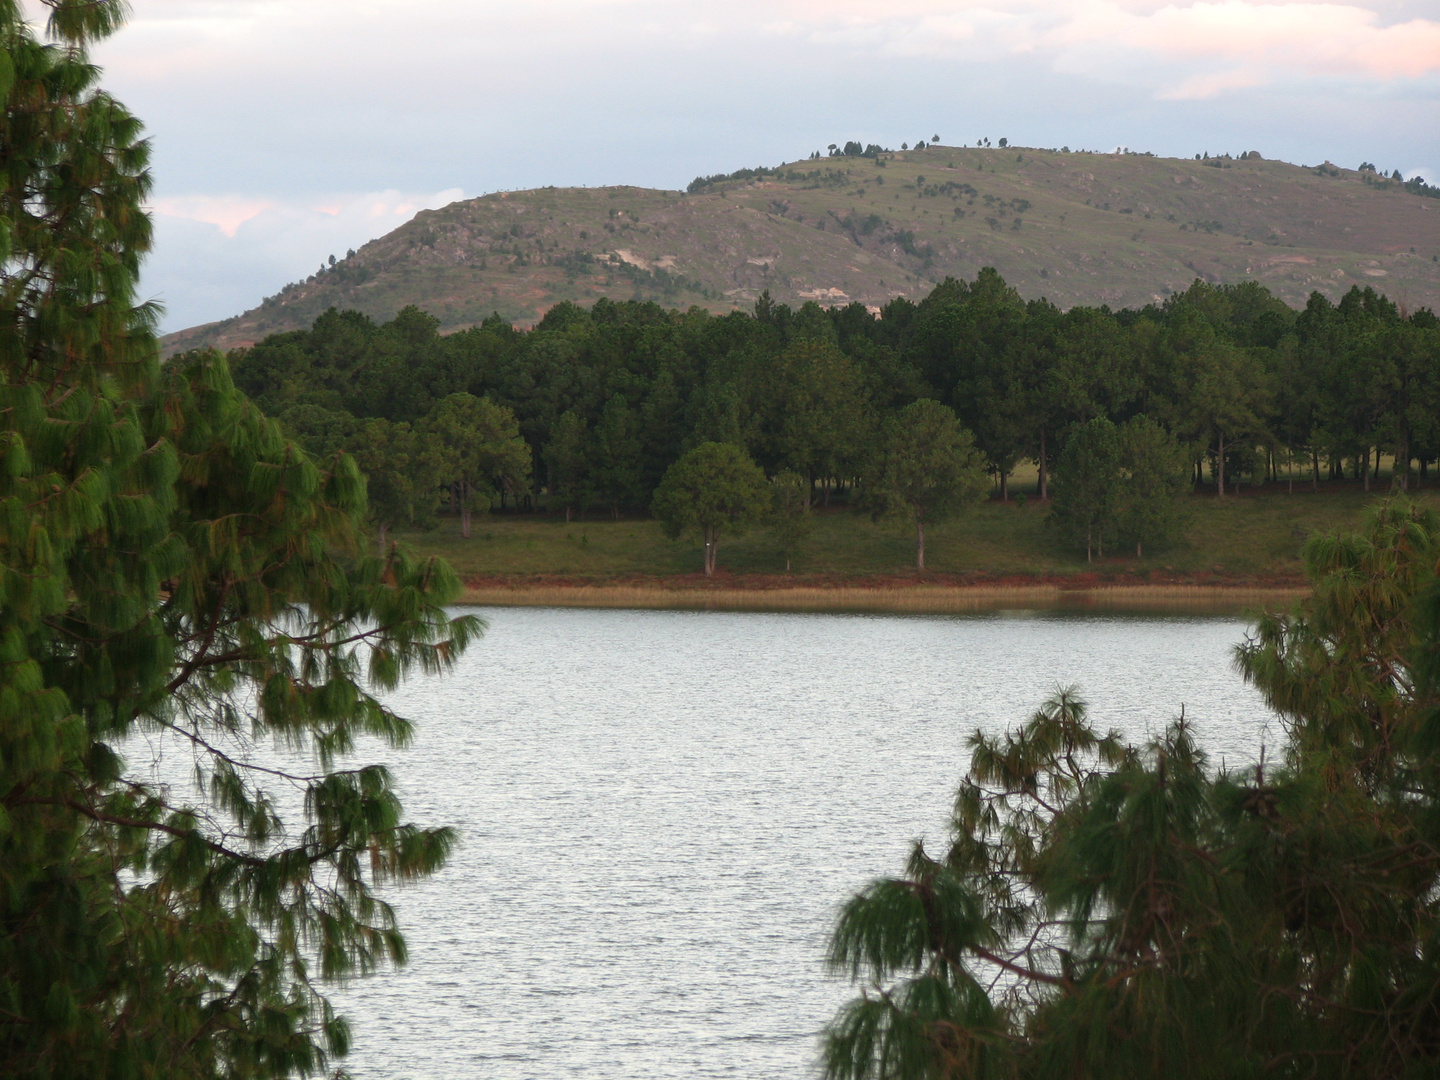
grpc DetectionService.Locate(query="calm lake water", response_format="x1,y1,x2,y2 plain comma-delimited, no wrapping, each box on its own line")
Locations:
315,607,1273,1080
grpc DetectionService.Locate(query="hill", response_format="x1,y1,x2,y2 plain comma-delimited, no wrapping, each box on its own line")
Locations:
161,146,1440,354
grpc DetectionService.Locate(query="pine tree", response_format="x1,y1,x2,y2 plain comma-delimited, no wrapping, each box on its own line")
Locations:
822,498,1440,1079
860,400,989,571
544,410,590,522
1050,417,1122,561
769,470,814,572
0,6,477,1075
422,392,531,536
1115,414,1191,558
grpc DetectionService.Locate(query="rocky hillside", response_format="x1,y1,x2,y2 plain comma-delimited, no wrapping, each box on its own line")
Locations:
162,146,1440,353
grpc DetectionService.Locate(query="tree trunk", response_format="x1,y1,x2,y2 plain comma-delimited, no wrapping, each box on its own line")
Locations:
704,525,717,576
1086,522,1092,564
916,517,925,571
1396,435,1410,491
1312,450,1320,491
1362,447,1371,492
565,505,572,523
1038,428,1048,500
377,520,388,556
1136,539,1142,558
823,478,831,507
1217,432,1226,498
460,480,472,539
999,470,1009,502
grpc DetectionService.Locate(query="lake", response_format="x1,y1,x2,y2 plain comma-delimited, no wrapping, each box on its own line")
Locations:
328,607,1270,1079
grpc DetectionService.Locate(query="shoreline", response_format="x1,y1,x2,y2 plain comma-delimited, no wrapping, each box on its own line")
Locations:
457,581,1309,616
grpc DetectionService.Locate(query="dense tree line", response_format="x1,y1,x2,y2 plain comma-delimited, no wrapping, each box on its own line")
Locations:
221,268,1440,559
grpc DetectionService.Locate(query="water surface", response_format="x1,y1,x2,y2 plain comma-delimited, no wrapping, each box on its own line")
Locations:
332,608,1270,1079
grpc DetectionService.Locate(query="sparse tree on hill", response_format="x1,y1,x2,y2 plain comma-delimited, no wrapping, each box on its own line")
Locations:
651,443,770,576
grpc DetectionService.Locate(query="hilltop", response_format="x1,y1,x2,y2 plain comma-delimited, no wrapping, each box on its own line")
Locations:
162,146,1440,353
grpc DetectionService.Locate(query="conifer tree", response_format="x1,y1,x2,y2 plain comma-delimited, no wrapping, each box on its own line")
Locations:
1116,414,1191,558
823,498,1440,1080
769,470,814,572
0,6,477,1076
1051,417,1122,561
422,392,531,536
861,400,989,571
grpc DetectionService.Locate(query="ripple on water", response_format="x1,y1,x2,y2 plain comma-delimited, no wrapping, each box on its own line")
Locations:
330,608,1269,1079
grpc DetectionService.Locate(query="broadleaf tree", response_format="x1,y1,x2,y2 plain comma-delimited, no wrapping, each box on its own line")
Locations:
651,442,769,576
0,6,478,1077
863,399,989,571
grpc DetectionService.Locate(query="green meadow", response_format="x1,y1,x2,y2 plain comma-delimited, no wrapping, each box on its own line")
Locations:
397,485,1435,583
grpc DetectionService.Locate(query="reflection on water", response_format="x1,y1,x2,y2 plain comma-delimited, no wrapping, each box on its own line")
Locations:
331,608,1269,1079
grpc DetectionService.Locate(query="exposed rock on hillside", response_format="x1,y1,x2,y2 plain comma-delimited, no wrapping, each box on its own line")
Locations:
163,147,1440,354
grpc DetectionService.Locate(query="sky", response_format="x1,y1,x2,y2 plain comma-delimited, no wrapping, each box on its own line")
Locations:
65,0,1440,332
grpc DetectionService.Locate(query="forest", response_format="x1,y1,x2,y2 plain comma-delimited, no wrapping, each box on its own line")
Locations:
218,270,1440,559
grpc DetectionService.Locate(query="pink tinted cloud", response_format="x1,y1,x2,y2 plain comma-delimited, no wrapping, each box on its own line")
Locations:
150,195,276,237
770,0,1440,90
1104,1,1440,81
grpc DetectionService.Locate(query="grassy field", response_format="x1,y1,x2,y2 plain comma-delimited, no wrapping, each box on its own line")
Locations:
396,484,1436,585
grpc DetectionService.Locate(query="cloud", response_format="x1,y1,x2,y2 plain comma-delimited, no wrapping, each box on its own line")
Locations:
75,0,1438,330
1048,1,1440,94
143,188,463,331
760,0,1440,95
97,0,1440,94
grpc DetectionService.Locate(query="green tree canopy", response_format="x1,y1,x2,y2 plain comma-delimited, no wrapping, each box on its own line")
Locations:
822,498,1440,1080
769,470,814,572
769,339,869,503
422,392,531,537
1050,417,1122,560
544,409,590,522
862,399,989,571
0,9,477,1075
651,442,769,575
351,417,444,551
590,392,643,518
1116,414,1192,557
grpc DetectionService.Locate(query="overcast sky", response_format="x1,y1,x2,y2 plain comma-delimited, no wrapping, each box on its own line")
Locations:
72,0,1440,332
